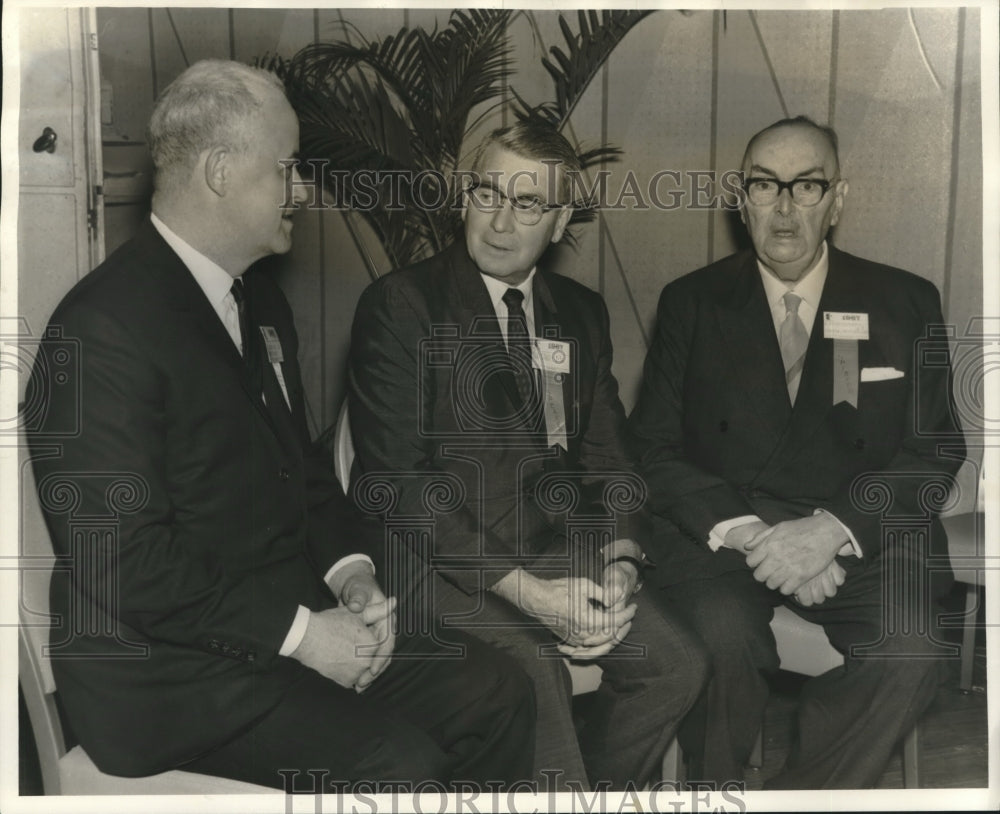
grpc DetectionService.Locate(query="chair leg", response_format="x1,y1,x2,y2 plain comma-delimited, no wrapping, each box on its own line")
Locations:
748,727,763,770
901,723,920,789
662,736,685,783
960,583,978,693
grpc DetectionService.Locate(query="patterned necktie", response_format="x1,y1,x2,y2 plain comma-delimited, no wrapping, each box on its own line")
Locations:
501,287,537,408
779,291,808,405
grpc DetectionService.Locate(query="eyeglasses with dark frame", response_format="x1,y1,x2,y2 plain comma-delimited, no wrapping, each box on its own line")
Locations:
465,182,565,226
743,176,839,207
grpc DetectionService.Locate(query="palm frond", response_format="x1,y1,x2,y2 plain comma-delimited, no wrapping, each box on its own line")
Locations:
294,70,415,171
512,10,654,131
429,10,513,168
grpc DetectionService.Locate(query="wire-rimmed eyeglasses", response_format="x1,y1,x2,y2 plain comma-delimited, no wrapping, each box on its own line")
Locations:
465,182,565,226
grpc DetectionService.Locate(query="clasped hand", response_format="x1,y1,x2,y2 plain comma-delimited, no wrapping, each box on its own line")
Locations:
292,563,397,692
743,514,848,598
530,575,636,661
339,567,397,692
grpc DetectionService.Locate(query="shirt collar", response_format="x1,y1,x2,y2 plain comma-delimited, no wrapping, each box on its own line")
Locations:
480,268,537,312
758,240,829,311
150,212,239,308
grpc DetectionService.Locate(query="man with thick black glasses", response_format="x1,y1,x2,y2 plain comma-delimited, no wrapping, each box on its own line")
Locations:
629,116,963,788
348,120,707,791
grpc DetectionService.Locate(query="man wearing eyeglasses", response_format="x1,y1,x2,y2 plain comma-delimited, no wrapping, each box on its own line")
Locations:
348,120,707,790
629,116,962,788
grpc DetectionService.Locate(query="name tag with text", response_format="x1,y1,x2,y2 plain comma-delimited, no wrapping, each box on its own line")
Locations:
533,340,571,375
260,326,285,363
823,311,869,341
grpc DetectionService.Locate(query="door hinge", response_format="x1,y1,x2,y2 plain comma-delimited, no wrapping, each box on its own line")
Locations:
87,185,103,235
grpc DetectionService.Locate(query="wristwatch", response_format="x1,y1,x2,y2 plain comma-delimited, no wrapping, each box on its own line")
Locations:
606,554,654,594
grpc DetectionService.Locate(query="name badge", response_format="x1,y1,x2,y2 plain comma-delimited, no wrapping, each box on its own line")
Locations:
823,312,869,341
259,326,284,364
532,340,571,375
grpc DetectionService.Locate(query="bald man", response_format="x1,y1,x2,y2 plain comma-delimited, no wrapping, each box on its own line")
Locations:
629,116,963,788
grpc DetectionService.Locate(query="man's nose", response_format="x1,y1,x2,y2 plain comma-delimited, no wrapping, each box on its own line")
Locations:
775,186,794,215
490,200,516,232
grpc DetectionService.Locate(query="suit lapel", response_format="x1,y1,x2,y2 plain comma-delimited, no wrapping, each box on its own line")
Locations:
715,252,791,449
244,268,301,448
143,222,288,444
448,245,525,415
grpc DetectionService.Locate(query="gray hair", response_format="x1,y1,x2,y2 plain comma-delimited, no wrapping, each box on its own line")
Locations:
472,120,582,203
147,59,285,187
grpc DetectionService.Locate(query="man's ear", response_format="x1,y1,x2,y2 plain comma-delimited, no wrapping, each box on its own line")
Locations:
204,146,230,197
550,206,573,244
829,179,849,227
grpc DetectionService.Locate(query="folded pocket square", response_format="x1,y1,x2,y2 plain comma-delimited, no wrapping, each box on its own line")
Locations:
861,366,905,382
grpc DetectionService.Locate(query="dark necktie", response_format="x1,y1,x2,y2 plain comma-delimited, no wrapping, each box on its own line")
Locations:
501,287,538,409
231,278,264,399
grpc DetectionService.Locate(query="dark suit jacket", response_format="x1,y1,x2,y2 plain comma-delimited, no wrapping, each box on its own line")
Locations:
348,240,641,594
628,246,964,591
27,220,375,776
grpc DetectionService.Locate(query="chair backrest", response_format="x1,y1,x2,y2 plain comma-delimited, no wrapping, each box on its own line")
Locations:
942,455,984,517
18,441,68,793
333,401,354,494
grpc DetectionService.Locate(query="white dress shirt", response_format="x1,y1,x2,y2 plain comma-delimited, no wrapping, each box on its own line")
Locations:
480,268,538,343
150,214,374,655
151,213,244,352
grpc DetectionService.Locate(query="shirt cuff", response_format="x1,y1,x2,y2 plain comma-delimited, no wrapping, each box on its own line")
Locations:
814,509,862,557
279,605,310,657
323,553,376,588
707,515,762,551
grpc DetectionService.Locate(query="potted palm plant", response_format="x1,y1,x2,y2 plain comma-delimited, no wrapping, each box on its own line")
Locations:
261,9,654,276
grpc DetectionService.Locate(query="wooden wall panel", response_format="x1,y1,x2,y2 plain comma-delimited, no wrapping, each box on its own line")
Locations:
150,8,230,91
599,11,716,408
96,8,155,143
834,8,958,295
753,11,834,120
232,9,309,64
948,8,983,339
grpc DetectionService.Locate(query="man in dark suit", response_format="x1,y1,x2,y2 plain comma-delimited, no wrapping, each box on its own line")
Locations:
27,59,535,790
348,121,707,791
629,116,963,788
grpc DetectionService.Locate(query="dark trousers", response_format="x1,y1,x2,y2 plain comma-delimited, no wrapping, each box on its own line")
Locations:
429,574,709,791
655,547,948,789
181,629,536,791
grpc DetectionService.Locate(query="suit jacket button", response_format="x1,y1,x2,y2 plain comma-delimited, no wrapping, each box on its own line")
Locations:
855,438,865,450
279,467,290,481
719,420,728,432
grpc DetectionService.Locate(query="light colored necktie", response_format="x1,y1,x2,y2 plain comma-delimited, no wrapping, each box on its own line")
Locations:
779,291,808,404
